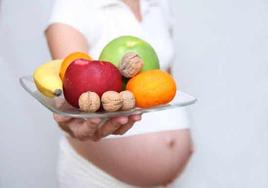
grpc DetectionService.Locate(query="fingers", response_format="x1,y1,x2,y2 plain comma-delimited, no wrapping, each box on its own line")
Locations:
68,118,101,141
113,116,129,125
54,114,143,141
54,114,73,134
113,115,142,135
53,113,72,123
113,120,134,135
97,117,128,138
54,97,66,108
129,114,142,122
55,116,102,141
88,118,102,125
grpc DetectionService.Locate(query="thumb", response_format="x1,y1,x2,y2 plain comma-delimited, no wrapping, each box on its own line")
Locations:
53,113,72,123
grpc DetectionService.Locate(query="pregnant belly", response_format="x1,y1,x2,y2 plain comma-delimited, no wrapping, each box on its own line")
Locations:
68,129,192,187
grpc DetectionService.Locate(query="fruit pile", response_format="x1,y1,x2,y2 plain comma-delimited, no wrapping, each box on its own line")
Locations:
33,36,177,112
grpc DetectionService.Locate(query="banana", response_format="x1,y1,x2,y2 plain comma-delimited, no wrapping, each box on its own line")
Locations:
33,59,63,98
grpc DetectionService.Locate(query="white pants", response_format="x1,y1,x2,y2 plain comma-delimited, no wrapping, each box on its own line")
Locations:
57,138,181,188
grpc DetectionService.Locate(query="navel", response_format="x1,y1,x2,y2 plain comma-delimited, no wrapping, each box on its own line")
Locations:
165,137,176,148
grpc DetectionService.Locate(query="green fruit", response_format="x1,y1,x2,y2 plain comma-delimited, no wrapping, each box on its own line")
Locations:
121,77,128,90
99,36,160,71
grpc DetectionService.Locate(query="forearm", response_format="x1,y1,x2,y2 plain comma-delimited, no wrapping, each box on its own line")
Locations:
45,23,89,59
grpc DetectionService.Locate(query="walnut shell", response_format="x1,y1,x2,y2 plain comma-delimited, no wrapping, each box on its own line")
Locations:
119,52,144,78
78,91,100,112
101,91,123,112
120,90,136,110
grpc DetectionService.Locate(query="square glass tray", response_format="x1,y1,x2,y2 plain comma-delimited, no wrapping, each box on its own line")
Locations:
19,76,197,119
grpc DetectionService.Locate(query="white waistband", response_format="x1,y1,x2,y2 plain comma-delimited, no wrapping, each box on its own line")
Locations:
58,137,139,188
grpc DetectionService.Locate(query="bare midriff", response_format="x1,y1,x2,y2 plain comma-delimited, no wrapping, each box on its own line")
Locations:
68,129,192,187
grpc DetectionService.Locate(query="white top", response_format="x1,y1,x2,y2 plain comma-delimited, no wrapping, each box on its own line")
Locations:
48,0,189,136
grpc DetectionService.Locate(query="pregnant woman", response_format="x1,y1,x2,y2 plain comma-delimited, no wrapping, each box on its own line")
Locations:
46,0,193,187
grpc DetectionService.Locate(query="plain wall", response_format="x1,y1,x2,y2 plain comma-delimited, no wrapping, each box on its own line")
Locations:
0,0,268,188
172,0,268,187
0,1,60,188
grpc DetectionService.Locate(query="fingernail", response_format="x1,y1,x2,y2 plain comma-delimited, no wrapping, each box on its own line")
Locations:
90,118,102,124
133,115,141,121
118,117,128,124
53,114,71,122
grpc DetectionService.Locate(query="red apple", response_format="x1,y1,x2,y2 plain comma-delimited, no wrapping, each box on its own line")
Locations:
63,59,122,108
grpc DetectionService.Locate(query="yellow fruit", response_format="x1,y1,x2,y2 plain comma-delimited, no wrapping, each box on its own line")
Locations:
33,60,63,97
60,52,92,80
126,70,177,108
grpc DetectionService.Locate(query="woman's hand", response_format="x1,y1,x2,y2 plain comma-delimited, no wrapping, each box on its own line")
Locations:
53,96,141,141
53,114,141,141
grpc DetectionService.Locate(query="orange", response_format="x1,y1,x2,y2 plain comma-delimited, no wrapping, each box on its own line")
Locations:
60,52,92,80
126,70,177,108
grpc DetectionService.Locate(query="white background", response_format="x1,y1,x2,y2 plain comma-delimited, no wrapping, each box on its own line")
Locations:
0,0,268,188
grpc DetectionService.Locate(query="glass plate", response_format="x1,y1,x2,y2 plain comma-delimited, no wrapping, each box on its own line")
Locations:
19,76,197,119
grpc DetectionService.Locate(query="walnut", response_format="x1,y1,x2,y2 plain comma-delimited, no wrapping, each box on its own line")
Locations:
119,52,144,78
78,91,100,112
101,91,123,112
120,90,136,110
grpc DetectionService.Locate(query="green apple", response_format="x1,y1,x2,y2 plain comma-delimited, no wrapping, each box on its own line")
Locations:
99,36,160,72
